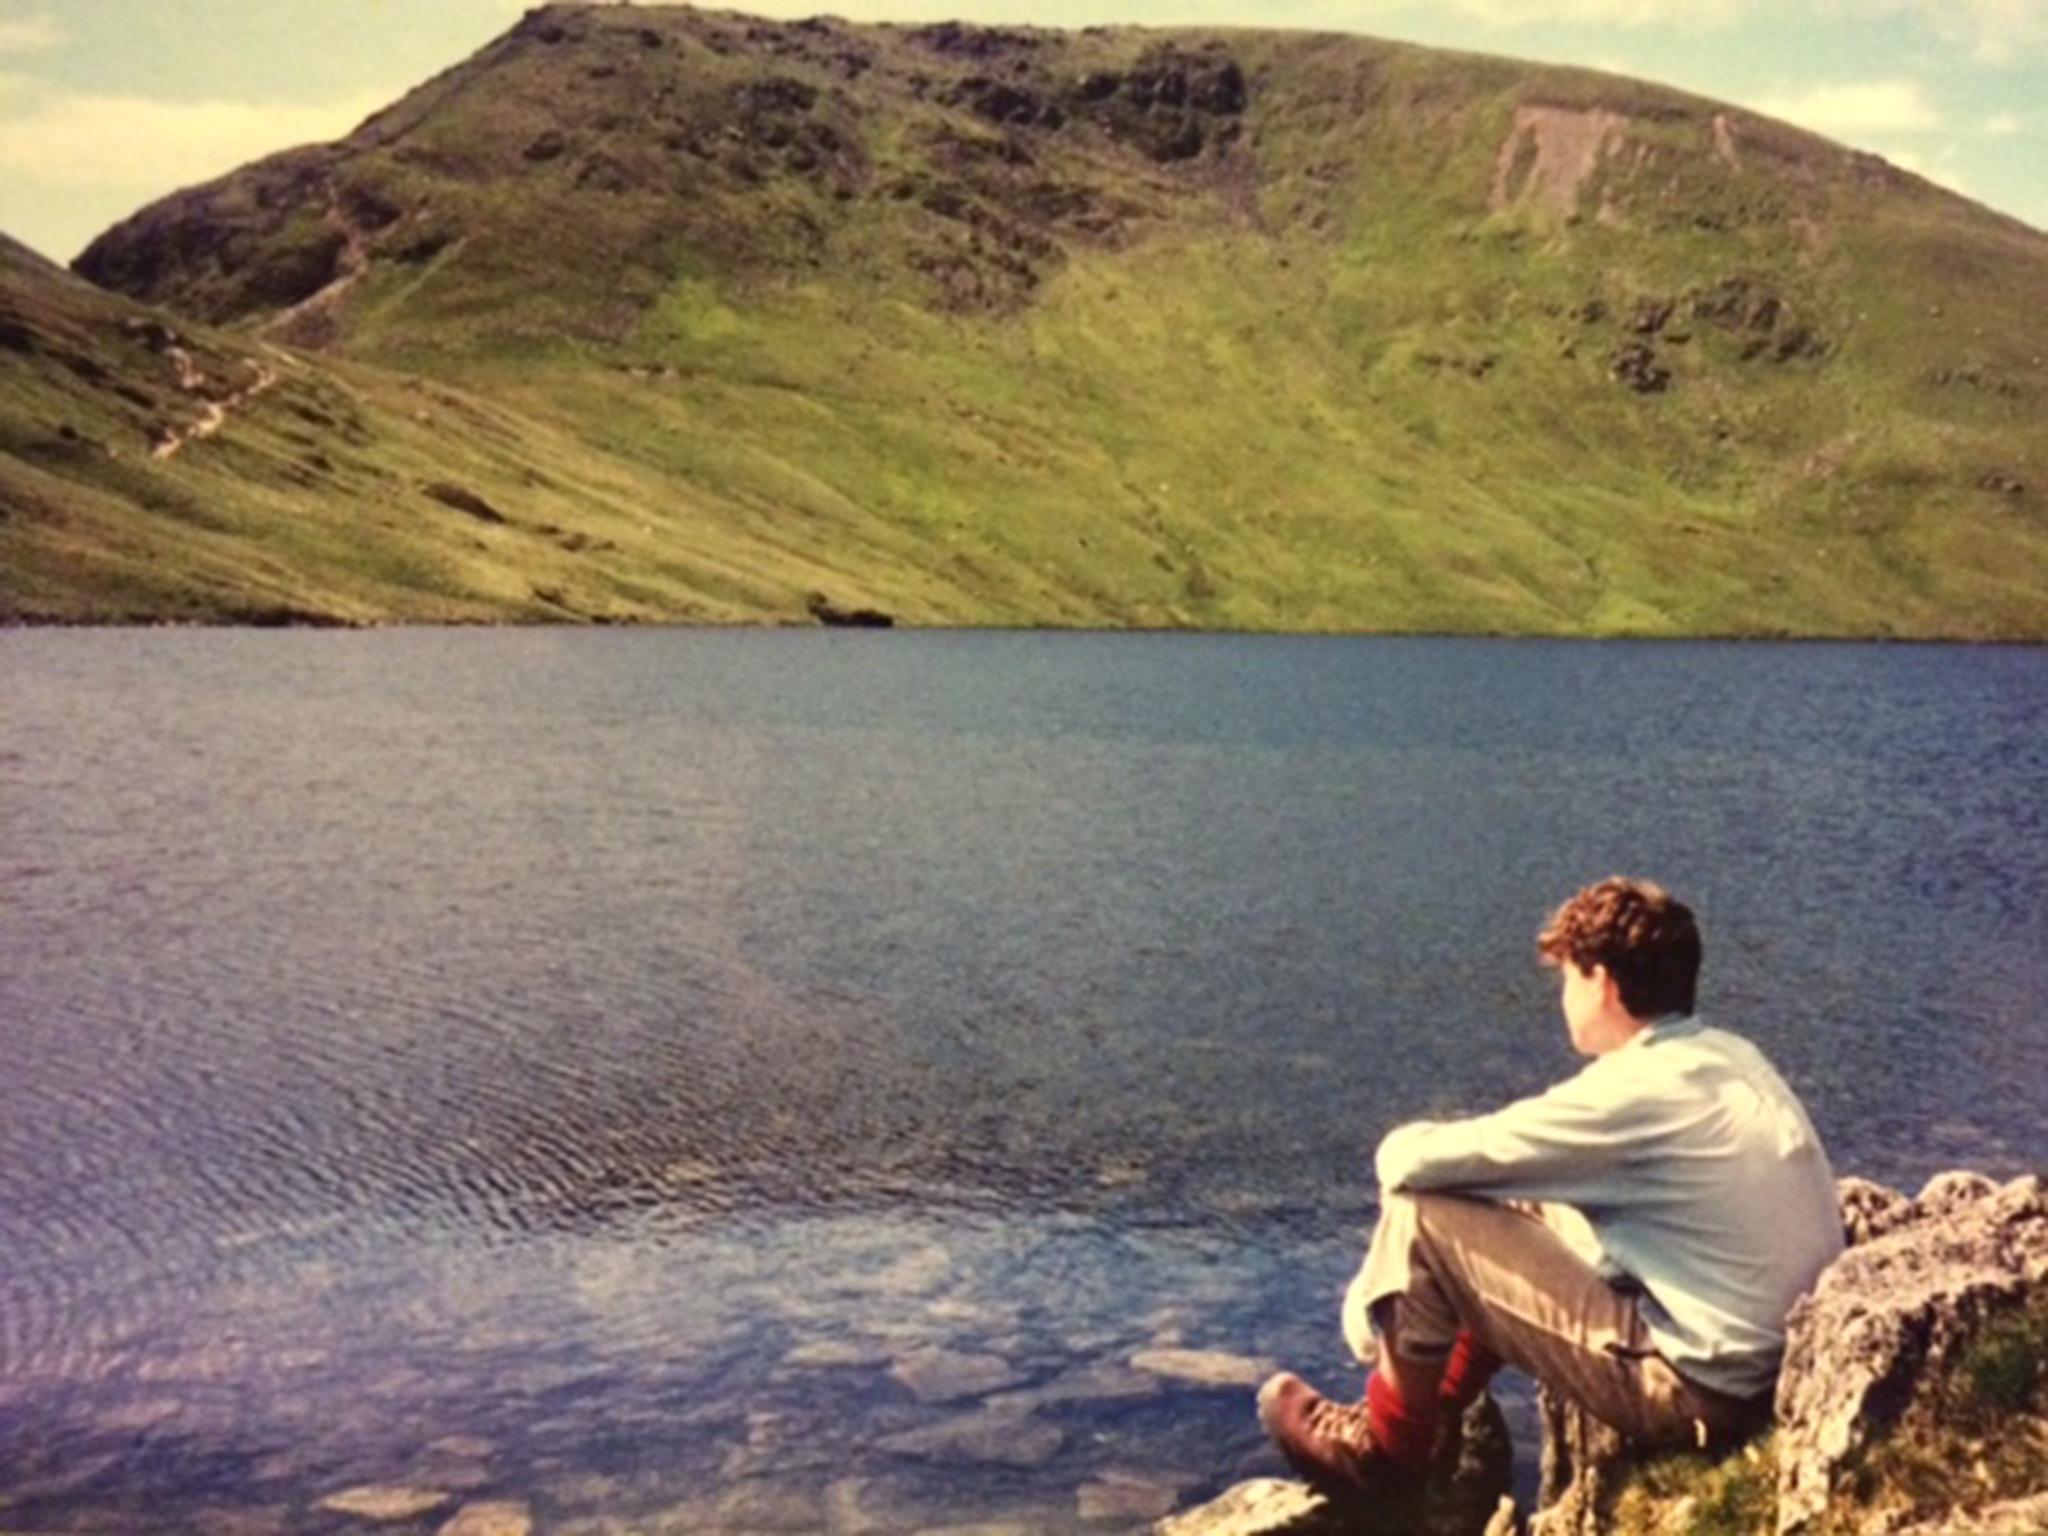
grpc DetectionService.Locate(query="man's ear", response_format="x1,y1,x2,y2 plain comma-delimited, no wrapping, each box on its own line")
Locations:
1591,963,1620,1002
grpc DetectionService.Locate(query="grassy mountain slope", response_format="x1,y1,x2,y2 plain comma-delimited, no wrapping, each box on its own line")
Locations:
21,4,2048,632
0,238,898,623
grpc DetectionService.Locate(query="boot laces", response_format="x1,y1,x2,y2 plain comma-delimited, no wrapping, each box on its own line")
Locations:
1304,1394,1375,1453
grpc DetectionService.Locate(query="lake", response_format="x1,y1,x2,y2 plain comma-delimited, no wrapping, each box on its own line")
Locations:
2,630,2043,1534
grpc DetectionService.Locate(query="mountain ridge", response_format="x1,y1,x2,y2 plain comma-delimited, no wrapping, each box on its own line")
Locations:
6,4,2045,633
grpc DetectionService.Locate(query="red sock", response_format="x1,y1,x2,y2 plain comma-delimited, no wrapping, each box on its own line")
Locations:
1437,1330,1503,1412
1365,1370,1440,1468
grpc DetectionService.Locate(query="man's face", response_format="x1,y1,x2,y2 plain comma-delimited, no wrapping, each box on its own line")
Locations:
1560,960,1612,1055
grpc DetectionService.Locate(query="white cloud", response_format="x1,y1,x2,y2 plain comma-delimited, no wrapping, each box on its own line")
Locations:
798,0,1763,30
1431,0,1752,22
0,12,59,52
0,82,382,191
1982,110,2023,135
1748,78,1942,137
1255,0,1754,27
1927,0,2048,63
1852,0,2048,63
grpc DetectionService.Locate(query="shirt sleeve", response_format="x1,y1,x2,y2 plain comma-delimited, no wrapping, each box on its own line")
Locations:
1374,1058,1684,1208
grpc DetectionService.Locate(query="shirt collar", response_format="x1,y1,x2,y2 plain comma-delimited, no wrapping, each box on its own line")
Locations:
1624,1012,1700,1049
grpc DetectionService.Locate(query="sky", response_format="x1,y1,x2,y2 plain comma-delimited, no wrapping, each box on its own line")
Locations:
0,0,2042,265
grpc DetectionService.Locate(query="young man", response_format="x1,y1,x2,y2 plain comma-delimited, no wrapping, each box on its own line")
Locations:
1259,877,1842,1519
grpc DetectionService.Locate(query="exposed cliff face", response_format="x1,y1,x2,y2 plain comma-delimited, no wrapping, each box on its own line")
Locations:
1163,1171,2048,1536
73,4,2046,357
74,9,1269,333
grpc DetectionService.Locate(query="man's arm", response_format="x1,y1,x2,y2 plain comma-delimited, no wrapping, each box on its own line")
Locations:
1376,1059,1694,1207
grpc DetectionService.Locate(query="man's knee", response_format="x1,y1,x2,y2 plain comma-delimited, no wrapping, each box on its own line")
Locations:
1374,1186,1419,1233
1378,1187,1507,1245
1363,1189,1484,1353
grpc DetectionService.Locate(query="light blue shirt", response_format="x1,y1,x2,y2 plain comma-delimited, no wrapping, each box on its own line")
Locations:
1375,1016,1843,1399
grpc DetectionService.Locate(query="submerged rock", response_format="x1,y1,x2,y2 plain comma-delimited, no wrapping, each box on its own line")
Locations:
1131,1346,1276,1388
878,1404,1064,1467
990,1356,1160,1411
711,1481,821,1531
784,1336,894,1369
822,1476,906,1534
889,1346,1024,1403
436,1502,532,1536
317,1484,454,1521
1080,1470,1185,1521
192,1508,293,1536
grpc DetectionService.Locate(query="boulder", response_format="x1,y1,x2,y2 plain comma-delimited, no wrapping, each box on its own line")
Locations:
1773,1172,2046,1533
806,592,895,627
1529,1171,2048,1536
1173,1171,2046,1535
1527,1385,1628,1536
422,481,508,524
1152,1392,1515,1535
1609,342,1671,394
1154,1478,1347,1535
1895,1491,2048,1534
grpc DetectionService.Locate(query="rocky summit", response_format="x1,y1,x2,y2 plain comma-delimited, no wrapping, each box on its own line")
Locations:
7,4,2047,630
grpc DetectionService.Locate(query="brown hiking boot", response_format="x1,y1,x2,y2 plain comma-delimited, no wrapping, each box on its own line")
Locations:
1256,1372,1426,1526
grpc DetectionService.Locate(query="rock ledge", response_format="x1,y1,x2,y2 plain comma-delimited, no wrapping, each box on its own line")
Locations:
1159,1170,2047,1536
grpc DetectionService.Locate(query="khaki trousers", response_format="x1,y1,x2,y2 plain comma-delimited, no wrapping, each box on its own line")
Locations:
1342,1191,1766,1448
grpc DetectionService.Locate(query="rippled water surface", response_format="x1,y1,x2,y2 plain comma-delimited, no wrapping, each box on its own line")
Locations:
3,630,2044,1533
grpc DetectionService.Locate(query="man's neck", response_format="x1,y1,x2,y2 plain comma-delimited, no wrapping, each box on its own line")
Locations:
1588,1011,1653,1055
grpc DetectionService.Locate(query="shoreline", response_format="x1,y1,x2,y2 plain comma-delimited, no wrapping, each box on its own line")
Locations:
6,614,2048,646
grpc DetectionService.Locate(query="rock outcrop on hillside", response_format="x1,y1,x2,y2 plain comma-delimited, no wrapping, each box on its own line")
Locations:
1161,1171,2048,1536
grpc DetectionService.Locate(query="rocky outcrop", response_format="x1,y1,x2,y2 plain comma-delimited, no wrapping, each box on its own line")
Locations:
1166,1171,2047,1536
423,481,509,525
1526,1385,1629,1536
1576,273,1829,396
1155,1479,1348,1535
1154,1392,1516,1536
1064,43,1248,163
806,592,895,628
1609,343,1672,394
1532,1170,2047,1536
1774,1172,2046,1533
1895,1492,2048,1535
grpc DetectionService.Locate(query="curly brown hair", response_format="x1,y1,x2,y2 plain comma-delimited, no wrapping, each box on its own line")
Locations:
1536,877,1701,1020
